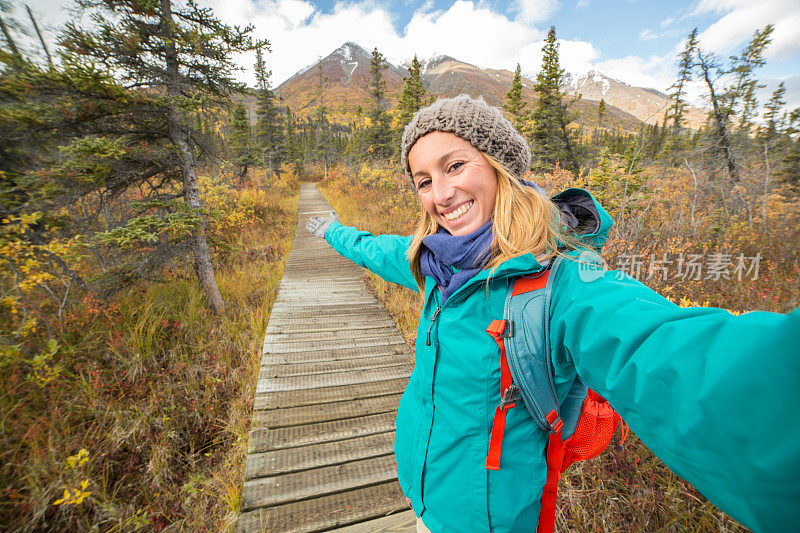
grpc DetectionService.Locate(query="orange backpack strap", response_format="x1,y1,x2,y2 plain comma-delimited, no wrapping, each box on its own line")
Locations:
511,270,550,296
485,319,519,470
537,410,566,533
484,269,552,472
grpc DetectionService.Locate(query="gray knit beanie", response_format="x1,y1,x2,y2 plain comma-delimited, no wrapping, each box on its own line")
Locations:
401,94,531,184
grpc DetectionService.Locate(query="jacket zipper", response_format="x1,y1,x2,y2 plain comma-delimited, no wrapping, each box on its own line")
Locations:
425,306,441,346
422,260,545,347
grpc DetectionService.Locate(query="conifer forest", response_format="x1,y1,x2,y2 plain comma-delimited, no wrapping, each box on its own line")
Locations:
1,0,798,530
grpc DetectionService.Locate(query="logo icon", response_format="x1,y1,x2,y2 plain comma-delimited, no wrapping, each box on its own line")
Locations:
577,250,607,283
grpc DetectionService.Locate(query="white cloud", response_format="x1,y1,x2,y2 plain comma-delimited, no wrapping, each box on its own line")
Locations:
660,16,674,29
692,0,800,60
639,29,659,41
199,0,596,86
594,54,674,93
554,39,599,74
576,0,591,9
510,0,560,24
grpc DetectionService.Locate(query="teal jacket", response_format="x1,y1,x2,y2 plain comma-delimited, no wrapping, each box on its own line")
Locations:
324,211,800,532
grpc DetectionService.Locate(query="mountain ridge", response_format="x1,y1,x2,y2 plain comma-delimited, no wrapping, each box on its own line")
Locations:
274,42,704,131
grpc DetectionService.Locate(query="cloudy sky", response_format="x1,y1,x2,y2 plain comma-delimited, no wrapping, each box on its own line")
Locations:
18,0,800,109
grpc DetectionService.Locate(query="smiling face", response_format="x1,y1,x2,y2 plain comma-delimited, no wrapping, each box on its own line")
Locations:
408,131,498,236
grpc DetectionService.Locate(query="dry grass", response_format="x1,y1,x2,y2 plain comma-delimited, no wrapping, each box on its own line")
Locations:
314,162,794,532
0,168,299,531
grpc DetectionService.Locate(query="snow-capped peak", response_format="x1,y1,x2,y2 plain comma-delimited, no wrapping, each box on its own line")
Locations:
413,53,458,74
334,41,370,62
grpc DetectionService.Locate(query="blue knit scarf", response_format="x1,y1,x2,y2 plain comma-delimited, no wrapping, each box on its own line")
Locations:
419,179,545,303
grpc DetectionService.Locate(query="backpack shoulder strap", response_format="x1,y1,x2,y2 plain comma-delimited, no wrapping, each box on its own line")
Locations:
504,255,566,432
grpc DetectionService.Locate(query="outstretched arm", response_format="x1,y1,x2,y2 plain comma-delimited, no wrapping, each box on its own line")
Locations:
549,256,800,533
307,215,418,292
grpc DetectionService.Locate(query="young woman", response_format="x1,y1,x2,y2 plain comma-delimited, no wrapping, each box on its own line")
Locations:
306,95,800,533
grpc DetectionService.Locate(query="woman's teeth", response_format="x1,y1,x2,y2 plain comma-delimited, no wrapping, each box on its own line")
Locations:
443,201,473,221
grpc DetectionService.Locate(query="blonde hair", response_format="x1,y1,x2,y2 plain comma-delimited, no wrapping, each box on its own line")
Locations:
406,152,585,291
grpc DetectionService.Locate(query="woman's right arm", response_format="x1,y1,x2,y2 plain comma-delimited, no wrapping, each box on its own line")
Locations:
548,255,800,532
324,221,419,292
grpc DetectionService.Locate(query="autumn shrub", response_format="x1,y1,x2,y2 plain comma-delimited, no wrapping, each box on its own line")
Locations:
315,160,799,532
0,168,298,531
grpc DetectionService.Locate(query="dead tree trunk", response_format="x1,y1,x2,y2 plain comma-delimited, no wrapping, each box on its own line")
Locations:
698,51,740,183
25,6,52,66
0,13,21,57
161,0,224,314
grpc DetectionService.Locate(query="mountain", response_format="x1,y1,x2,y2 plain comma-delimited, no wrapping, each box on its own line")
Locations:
562,70,705,130
274,42,408,121
409,56,641,131
274,42,701,132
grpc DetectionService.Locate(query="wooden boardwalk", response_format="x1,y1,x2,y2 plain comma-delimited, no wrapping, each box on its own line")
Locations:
237,183,416,533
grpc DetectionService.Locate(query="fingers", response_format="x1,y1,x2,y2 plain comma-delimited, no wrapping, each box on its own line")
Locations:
305,217,322,235
306,212,337,238
305,215,329,238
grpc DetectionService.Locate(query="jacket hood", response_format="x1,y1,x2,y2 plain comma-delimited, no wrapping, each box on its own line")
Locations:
552,188,613,251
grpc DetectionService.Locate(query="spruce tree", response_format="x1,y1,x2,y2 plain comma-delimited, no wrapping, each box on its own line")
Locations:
254,45,283,181
397,54,426,128
759,82,787,225
315,59,331,175
229,103,256,180
59,0,260,313
283,106,303,174
529,26,579,175
781,108,800,186
366,47,392,160
597,98,606,129
503,63,528,133
667,28,697,135
728,25,773,131
762,83,786,141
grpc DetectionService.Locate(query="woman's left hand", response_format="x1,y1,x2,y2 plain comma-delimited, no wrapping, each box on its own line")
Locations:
306,211,339,238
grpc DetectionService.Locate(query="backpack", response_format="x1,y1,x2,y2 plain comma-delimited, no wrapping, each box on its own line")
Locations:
485,254,628,533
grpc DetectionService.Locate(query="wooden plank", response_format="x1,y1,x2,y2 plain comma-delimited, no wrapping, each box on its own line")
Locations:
266,318,395,332
276,289,368,298
261,344,410,366
248,412,396,453
267,305,388,320
255,378,409,409
269,303,385,314
261,355,410,378
241,454,398,510
266,314,396,327
237,481,408,533
277,279,364,286
255,394,402,428
244,431,395,478
334,511,416,532
257,366,411,393
263,337,407,354
263,327,401,343
274,297,378,307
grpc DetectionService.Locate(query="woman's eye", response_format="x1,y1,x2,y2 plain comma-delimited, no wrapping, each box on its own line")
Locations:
416,179,431,191
447,161,464,173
